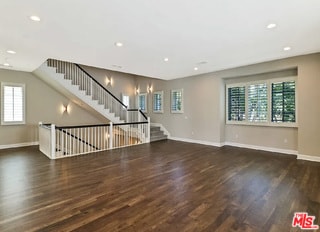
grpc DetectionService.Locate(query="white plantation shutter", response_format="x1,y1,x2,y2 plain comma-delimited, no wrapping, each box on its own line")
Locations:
247,83,268,122
226,77,296,126
271,81,296,122
138,93,147,112
153,91,163,113
171,89,183,113
1,83,25,124
228,86,245,121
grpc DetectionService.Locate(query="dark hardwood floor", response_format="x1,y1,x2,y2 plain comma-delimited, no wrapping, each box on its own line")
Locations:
0,140,319,232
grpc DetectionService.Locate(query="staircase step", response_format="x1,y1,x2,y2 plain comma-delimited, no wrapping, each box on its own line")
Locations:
150,126,161,131
150,125,167,142
151,130,165,137
150,135,168,142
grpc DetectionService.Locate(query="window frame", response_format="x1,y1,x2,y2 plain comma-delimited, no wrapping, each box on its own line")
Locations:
226,77,297,127
153,91,164,113
1,82,26,125
138,93,147,113
122,94,130,108
171,89,184,114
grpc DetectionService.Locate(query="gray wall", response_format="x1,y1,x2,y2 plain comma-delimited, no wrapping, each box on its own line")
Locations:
80,65,137,108
139,53,320,158
0,69,104,146
1,53,320,159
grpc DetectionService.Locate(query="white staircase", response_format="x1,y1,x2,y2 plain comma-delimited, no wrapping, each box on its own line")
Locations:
36,59,152,159
34,59,140,123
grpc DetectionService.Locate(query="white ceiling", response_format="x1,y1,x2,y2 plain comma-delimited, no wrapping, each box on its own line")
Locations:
1,0,320,80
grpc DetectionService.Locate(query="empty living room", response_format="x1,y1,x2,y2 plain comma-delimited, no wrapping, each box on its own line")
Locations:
1,1,320,231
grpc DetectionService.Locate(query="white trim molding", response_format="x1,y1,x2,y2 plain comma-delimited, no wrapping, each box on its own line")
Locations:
297,154,320,163
0,142,39,150
165,137,320,163
224,142,297,155
169,137,224,147
168,138,297,155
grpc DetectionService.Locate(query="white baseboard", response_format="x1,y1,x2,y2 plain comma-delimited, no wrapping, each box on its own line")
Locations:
224,142,297,156
169,137,224,147
150,127,319,163
297,154,320,163
167,138,297,155
0,142,39,150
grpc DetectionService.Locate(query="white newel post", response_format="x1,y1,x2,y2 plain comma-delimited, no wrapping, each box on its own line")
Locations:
109,122,113,149
138,112,141,122
147,117,150,143
51,124,56,159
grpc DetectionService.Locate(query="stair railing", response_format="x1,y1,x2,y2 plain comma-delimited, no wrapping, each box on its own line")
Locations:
47,59,147,122
39,120,150,159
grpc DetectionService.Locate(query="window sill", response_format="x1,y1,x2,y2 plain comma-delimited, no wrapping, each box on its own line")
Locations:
1,121,26,126
226,121,298,128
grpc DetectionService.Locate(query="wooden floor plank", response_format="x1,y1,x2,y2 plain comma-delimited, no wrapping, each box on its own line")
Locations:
0,140,319,231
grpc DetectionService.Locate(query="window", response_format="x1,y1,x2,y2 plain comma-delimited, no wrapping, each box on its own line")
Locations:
171,89,183,113
271,81,296,122
122,94,129,108
1,83,25,125
153,91,163,113
247,83,268,122
228,86,245,121
138,93,147,112
226,77,296,126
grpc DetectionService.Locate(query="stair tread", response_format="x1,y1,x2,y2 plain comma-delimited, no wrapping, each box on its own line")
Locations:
150,135,168,142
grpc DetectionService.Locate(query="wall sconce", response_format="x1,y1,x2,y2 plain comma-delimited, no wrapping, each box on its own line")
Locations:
135,87,140,95
105,76,111,86
61,104,69,114
147,85,153,93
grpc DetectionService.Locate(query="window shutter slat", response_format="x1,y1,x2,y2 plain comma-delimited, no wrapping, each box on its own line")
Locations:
228,86,245,121
272,81,295,122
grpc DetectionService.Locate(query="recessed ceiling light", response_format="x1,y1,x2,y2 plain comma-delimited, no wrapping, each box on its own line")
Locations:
115,42,123,47
267,23,277,29
30,15,41,22
283,46,291,51
3,62,10,66
164,57,169,62
7,50,16,54
194,67,198,71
